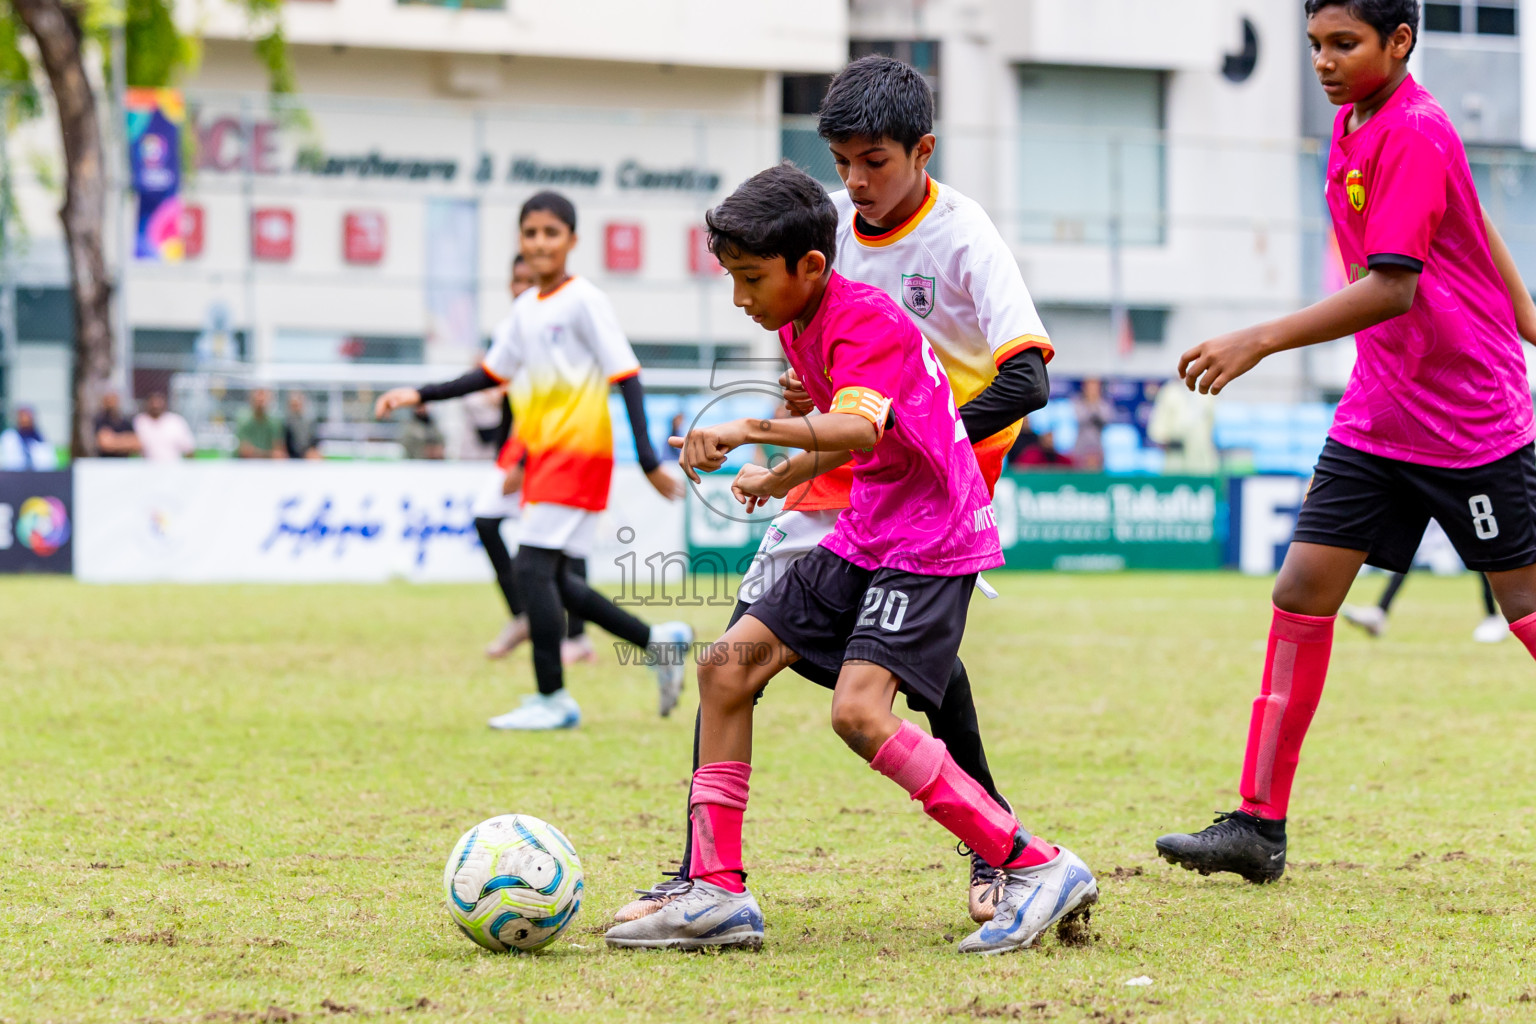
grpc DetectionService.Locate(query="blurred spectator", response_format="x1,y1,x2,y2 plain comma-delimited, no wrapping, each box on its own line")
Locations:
1072,378,1114,471
283,392,322,460
236,389,287,459
133,392,195,462
1146,381,1218,474
661,411,686,460
401,406,446,460
93,392,140,457
1007,416,1042,464
0,406,57,470
1016,430,1073,467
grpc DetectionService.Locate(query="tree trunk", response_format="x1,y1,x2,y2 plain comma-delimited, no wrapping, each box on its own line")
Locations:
12,0,112,458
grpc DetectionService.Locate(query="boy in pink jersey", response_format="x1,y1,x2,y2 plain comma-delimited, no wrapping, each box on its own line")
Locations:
604,163,1097,954
1157,0,1536,883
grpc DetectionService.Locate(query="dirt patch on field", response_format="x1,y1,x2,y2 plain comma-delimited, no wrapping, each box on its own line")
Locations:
1055,905,1096,947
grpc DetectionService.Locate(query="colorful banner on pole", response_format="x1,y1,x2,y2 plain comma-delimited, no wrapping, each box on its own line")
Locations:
126,88,185,262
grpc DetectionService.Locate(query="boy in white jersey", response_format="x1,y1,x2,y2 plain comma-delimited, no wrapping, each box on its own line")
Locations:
614,56,1056,927
377,192,693,730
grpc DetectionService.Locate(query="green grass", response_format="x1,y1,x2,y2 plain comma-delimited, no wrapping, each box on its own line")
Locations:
3,572,1535,1023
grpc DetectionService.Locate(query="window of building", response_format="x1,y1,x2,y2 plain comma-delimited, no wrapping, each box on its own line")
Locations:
1426,1,1517,36
1015,65,1166,246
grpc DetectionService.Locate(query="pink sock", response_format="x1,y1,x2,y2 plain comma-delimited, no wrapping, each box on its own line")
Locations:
871,721,1055,869
1512,611,1536,659
686,761,751,893
1238,605,1334,820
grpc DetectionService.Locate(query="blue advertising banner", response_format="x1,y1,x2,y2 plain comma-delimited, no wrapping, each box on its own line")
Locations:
0,471,73,574
126,88,184,262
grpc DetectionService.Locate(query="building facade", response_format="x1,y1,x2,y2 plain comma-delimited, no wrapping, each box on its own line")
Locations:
4,0,1534,447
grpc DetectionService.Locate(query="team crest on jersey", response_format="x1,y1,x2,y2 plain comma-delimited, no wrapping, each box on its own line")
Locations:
1345,169,1365,213
902,274,936,319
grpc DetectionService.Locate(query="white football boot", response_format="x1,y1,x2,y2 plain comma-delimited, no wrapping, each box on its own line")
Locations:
1340,604,1387,638
1473,614,1510,644
487,690,581,731
958,847,1098,955
647,622,694,718
604,879,764,951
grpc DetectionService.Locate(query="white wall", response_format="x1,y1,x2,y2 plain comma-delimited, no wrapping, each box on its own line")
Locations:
194,0,846,72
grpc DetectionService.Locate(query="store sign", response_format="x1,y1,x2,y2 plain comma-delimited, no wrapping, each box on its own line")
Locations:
344,210,387,264
0,472,73,574
605,222,643,272
188,112,724,193
181,204,205,258
251,208,295,261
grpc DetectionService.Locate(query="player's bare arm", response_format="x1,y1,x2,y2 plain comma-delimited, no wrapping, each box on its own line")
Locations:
670,413,877,484
1178,265,1418,395
1482,208,1536,345
374,388,422,418
732,449,854,513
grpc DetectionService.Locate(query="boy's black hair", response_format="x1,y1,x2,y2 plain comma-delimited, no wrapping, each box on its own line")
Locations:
817,54,933,153
705,162,836,272
1305,0,1420,56
512,253,526,267
519,190,577,232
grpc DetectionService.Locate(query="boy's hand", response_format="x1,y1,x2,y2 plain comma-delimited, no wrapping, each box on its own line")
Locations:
669,421,748,483
646,465,685,501
731,463,789,513
1178,328,1268,396
374,387,421,418
779,368,814,416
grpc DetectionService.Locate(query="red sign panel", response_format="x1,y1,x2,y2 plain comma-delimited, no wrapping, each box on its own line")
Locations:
181,204,205,259
688,226,722,276
251,208,295,262
605,222,643,273
343,210,386,265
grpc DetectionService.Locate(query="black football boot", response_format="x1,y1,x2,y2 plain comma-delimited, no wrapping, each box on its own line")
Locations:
1155,810,1287,883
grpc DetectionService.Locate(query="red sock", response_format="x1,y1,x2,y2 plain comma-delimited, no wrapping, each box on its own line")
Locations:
686,761,750,893
871,721,1056,869
1512,611,1536,659
1238,605,1334,820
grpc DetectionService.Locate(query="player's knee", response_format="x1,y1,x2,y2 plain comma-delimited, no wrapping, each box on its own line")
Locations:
829,696,879,749
696,656,755,712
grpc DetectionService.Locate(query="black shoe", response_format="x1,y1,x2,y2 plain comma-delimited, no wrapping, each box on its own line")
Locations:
1155,810,1287,883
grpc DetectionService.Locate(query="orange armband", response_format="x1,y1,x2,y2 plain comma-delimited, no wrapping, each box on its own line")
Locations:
830,386,893,442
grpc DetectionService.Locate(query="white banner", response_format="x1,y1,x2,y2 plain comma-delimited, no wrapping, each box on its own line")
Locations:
74,460,683,584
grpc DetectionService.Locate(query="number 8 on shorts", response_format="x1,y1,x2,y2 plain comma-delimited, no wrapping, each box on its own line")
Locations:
1470,494,1500,541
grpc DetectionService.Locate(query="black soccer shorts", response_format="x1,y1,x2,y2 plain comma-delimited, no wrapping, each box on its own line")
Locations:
744,545,976,711
1291,438,1536,573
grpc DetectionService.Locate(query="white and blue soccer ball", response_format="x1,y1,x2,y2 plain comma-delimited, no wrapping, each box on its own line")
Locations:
443,814,584,953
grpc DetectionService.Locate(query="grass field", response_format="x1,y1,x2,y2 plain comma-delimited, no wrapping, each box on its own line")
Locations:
4,572,1536,1024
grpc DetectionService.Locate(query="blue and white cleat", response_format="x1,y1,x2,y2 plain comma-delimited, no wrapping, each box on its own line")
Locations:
604,879,764,951
957,847,1098,955
647,621,694,718
486,690,581,731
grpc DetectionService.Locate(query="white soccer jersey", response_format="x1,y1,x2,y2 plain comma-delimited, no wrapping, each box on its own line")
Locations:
481,275,640,511
831,177,1051,413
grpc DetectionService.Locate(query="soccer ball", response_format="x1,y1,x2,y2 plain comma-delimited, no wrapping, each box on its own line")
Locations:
442,814,584,953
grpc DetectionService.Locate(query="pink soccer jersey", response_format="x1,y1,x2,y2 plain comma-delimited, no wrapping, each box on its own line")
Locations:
777,272,1003,577
1327,75,1534,468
